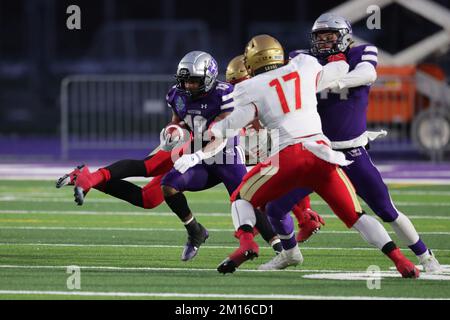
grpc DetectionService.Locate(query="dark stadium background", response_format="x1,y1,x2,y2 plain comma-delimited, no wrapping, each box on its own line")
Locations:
0,0,449,161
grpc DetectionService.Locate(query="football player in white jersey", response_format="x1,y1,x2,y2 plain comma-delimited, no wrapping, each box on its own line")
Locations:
206,35,419,277
226,54,325,245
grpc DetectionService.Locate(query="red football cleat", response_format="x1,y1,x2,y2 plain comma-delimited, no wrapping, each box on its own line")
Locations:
388,248,420,278
55,164,87,188
296,208,325,243
72,165,94,206
72,166,110,206
218,230,259,274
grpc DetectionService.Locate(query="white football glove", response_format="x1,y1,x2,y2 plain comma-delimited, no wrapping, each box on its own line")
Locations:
174,151,206,174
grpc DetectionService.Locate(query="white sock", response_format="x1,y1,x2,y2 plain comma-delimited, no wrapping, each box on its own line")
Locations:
418,250,431,260
389,212,420,246
270,238,281,246
352,214,392,250
231,199,256,230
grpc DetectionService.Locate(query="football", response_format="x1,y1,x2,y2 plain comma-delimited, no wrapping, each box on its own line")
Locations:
164,123,187,144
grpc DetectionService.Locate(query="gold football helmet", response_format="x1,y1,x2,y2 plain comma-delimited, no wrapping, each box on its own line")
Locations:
226,55,250,84
244,34,284,75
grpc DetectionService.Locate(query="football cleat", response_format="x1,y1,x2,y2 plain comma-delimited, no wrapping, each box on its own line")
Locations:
181,223,209,261
418,250,442,273
55,164,86,188
258,245,304,270
71,165,93,206
74,186,86,206
217,231,259,274
296,208,325,243
389,248,420,278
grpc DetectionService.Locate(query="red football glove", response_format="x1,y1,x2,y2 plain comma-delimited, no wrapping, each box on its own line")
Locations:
327,53,347,63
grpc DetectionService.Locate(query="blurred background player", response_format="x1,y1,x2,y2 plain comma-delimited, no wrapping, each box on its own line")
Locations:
209,34,419,278
285,13,441,272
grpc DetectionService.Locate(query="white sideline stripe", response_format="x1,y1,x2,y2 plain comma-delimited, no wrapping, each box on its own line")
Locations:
383,179,450,185
1,226,449,236
389,190,450,196
1,163,450,184
1,210,449,220
0,242,449,252
0,290,446,300
2,196,450,207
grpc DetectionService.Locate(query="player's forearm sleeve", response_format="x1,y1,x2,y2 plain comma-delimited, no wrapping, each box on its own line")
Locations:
317,61,350,92
212,104,256,138
335,62,377,89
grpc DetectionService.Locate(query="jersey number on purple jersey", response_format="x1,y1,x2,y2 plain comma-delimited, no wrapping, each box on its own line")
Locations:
184,114,208,135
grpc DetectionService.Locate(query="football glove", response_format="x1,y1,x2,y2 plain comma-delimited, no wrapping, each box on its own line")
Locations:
174,151,206,174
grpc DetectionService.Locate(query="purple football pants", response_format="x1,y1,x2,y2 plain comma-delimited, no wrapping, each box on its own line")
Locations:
161,162,247,196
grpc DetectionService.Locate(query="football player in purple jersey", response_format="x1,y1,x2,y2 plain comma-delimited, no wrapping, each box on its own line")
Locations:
56,51,283,263
268,13,440,272
162,51,282,261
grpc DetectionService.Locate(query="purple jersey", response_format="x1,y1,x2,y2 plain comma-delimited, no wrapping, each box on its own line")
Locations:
163,81,246,194
166,81,239,154
289,45,378,143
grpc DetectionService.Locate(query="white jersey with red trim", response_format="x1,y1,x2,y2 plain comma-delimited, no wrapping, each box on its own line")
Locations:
232,54,339,152
212,54,351,166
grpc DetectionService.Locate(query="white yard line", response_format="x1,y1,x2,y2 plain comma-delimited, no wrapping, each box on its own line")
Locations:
2,195,450,207
1,264,448,274
0,242,449,252
1,209,449,220
0,264,354,273
0,225,449,235
0,289,447,300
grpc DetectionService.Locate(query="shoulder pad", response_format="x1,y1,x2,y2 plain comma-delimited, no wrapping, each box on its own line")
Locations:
165,85,178,105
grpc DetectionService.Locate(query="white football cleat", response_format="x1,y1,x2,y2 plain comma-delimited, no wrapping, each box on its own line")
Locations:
418,250,442,273
258,245,304,270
